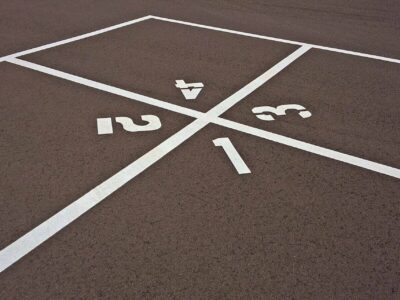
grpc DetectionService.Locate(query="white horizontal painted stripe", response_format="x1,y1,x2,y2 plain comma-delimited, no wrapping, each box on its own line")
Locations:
1,47,305,272
150,15,400,64
0,15,152,63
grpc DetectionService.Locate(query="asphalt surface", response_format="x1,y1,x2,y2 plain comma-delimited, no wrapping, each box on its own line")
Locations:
1,1,400,299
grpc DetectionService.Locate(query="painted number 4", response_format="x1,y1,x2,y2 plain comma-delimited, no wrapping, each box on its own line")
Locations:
213,138,251,175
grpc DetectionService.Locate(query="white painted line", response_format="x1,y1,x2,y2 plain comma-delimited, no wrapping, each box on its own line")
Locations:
206,45,311,116
0,118,208,273
150,15,400,64
0,15,152,63
213,137,251,174
1,47,305,272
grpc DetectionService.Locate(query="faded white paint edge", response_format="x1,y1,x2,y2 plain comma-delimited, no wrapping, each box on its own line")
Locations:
0,15,152,63
150,15,400,64
0,47,305,273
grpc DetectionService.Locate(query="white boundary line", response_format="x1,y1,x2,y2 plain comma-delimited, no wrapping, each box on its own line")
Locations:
0,15,152,63
6,55,400,180
0,47,308,273
151,15,400,64
1,14,399,64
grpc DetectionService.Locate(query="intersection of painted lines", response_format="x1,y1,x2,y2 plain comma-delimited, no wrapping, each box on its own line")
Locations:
0,46,310,272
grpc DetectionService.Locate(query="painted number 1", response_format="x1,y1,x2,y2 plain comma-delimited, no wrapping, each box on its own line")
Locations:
213,138,251,175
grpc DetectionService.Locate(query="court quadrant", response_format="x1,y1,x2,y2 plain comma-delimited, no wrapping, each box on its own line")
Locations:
0,62,192,249
222,49,400,169
22,19,298,112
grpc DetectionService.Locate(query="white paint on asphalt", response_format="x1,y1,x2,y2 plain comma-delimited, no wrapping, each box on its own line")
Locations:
0,118,209,273
0,47,305,273
213,137,251,174
206,46,312,117
96,117,113,135
252,104,312,121
115,115,161,132
175,80,204,100
212,117,400,179
151,15,400,64
97,116,162,135
0,15,152,63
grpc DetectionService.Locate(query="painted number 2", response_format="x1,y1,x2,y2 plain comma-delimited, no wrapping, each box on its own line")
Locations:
213,138,251,175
